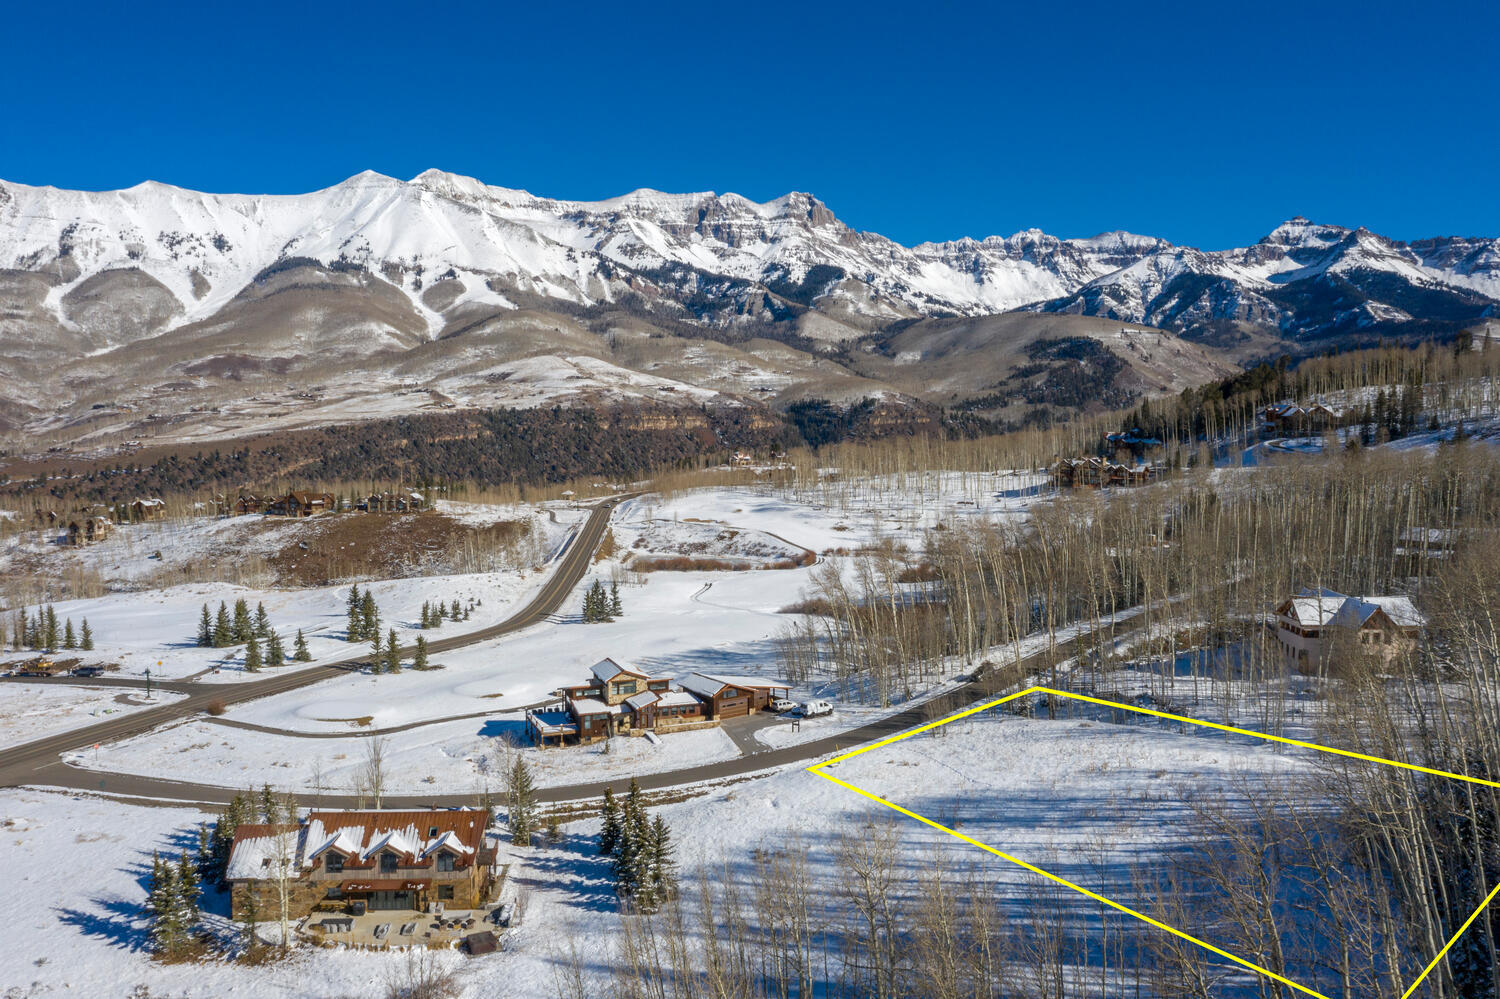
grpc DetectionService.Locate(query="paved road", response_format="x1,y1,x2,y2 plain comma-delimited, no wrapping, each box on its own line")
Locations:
0,500,622,798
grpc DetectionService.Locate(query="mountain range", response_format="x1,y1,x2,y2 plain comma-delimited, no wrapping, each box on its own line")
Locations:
1,169,1495,449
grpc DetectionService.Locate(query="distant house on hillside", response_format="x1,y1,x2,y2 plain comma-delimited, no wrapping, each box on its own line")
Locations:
1274,587,1424,674
227,808,495,920
1051,457,1163,490
234,494,264,516
66,510,113,546
266,491,335,517
132,497,167,522
32,508,59,529
1263,403,1342,434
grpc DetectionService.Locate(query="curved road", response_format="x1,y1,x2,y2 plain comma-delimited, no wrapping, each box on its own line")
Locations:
0,499,622,800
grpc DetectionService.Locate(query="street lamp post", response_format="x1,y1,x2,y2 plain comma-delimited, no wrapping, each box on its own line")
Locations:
144,667,152,700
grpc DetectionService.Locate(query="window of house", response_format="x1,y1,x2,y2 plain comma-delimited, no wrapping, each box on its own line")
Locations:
325,853,345,874
437,852,456,872
439,885,455,901
380,852,398,873
616,681,637,695
429,826,439,837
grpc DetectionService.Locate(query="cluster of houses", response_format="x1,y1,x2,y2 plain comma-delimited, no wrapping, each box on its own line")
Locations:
525,658,790,747
1273,587,1424,674
31,497,168,546
221,490,425,517
227,809,496,921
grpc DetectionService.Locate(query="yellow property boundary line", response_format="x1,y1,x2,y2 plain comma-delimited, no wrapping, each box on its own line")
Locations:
807,685,1500,999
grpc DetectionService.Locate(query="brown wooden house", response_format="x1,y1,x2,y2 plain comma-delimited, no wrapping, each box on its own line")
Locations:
132,497,167,521
227,809,495,919
677,672,791,719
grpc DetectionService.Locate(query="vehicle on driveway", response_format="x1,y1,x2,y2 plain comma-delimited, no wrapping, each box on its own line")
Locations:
72,666,105,677
799,699,833,718
769,698,797,713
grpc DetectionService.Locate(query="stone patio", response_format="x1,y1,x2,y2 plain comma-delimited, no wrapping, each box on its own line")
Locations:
302,906,493,949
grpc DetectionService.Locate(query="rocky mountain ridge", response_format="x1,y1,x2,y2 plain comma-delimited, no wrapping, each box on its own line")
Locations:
0,171,1493,446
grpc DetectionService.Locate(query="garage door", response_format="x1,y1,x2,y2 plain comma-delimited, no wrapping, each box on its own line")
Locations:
718,697,748,719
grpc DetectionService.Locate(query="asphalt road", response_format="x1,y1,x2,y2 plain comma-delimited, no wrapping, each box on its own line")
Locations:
0,499,621,800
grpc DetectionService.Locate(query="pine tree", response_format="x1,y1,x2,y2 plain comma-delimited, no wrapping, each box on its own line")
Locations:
44,605,59,651
598,787,621,856
244,634,262,672
420,601,431,629
266,631,285,668
232,598,251,643
369,630,383,673
385,628,400,673
146,851,183,956
509,757,536,846
80,619,94,651
347,597,363,642
413,635,429,670
197,604,213,647
254,602,272,639
450,598,461,621
293,629,311,662
361,591,379,641
176,851,201,936
346,582,361,618
610,581,623,618
63,618,77,650
214,602,232,647
613,778,650,902
436,601,447,622
647,814,677,904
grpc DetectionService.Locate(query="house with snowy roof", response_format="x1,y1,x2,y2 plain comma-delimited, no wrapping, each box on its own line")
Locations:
528,660,788,745
1274,587,1424,674
226,808,495,920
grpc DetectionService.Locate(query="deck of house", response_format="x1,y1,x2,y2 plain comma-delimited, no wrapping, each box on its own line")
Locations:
302,906,496,949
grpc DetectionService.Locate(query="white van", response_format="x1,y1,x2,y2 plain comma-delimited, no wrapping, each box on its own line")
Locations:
800,699,833,718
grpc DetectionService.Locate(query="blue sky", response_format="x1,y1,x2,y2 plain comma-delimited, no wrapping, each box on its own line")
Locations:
5,0,1496,248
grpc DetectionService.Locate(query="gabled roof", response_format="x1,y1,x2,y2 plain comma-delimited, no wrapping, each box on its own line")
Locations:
569,696,611,715
677,673,731,698
590,657,651,684
625,690,660,711
225,823,302,881
1283,588,1424,630
694,672,790,691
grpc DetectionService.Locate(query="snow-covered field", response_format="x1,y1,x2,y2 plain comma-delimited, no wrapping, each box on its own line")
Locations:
0,683,188,750
1,669,1339,999
72,716,742,795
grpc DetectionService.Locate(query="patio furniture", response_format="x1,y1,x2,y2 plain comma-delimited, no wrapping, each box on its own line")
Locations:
400,922,416,936
374,923,391,940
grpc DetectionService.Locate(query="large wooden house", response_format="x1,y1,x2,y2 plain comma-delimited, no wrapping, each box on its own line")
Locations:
227,809,495,919
1274,588,1424,675
528,660,787,745
65,508,114,546
266,491,336,517
132,497,167,521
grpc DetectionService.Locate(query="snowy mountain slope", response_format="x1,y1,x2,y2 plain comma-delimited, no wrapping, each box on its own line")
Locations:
1034,216,1500,343
0,172,1495,444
